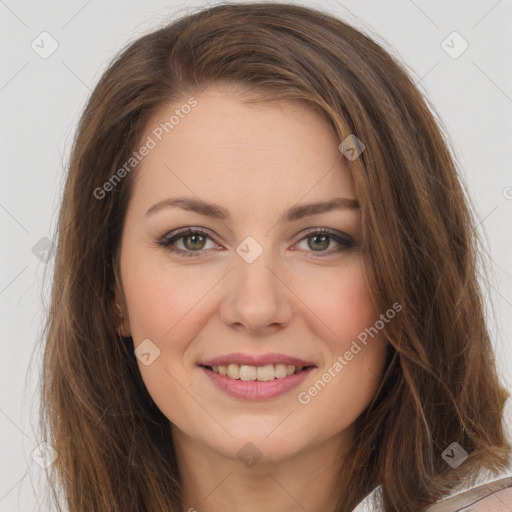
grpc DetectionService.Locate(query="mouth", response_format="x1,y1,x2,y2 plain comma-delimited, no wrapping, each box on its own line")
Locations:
198,353,317,399
200,363,315,381
199,362,316,400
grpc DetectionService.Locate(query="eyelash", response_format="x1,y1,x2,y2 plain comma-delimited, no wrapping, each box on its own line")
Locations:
155,227,355,259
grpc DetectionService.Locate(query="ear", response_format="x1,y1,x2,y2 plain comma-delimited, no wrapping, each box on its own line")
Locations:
111,261,131,338
112,292,131,338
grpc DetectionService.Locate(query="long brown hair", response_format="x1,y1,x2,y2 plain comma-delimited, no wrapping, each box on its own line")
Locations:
38,2,511,510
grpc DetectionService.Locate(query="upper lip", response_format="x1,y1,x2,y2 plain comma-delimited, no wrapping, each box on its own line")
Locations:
199,352,316,368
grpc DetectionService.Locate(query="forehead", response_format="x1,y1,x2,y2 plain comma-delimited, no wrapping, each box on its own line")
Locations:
129,88,356,215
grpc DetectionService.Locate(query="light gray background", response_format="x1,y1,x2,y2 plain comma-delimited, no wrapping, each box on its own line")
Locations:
1,1,511,510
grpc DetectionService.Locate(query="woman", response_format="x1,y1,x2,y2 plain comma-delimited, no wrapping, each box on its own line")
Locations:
39,3,511,511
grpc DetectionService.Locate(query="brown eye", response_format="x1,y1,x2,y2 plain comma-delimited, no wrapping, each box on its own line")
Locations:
182,233,207,251
307,234,331,251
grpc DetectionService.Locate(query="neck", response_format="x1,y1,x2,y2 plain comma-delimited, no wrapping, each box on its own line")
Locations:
172,426,353,512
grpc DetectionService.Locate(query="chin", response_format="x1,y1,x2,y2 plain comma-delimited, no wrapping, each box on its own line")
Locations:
209,425,310,464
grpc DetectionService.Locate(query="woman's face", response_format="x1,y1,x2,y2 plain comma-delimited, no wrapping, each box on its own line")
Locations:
118,86,388,463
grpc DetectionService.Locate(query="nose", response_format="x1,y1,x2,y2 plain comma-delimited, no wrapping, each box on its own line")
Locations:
218,247,294,336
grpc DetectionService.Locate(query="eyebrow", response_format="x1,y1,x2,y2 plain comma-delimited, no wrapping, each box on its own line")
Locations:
145,196,360,224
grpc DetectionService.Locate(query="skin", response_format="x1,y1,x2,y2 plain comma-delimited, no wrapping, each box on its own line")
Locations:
115,85,389,512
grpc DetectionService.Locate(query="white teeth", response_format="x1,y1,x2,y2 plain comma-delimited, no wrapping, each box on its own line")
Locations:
210,363,307,381
227,363,239,379
256,364,275,381
239,365,257,381
274,363,287,379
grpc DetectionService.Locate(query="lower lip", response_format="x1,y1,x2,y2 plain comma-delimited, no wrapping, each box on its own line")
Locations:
200,366,315,400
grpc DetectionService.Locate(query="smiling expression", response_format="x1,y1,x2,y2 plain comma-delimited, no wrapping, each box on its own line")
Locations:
116,85,389,462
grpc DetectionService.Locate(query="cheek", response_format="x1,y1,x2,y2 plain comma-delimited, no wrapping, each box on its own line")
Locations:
293,257,378,344
120,253,215,425
293,259,388,410
122,251,221,343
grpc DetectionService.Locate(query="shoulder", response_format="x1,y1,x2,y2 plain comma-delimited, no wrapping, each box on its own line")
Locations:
426,476,512,511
